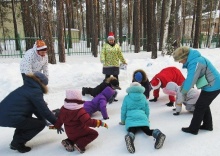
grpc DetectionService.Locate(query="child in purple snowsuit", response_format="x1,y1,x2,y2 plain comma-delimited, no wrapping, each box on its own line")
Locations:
83,86,117,120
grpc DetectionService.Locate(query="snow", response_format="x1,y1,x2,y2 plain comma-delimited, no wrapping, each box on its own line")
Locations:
0,48,220,156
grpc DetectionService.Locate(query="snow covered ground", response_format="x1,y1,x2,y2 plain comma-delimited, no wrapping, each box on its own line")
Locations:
0,48,220,156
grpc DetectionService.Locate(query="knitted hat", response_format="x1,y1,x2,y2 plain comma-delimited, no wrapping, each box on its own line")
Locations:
36,40,47,51
66,89,82,100
64,89,83,110
134,72,143,82
107,32,115,40
130,82,141,87
150,78,161,90
173,46,190,62
162,82,178,96
110,79,121,90
34,71,48,85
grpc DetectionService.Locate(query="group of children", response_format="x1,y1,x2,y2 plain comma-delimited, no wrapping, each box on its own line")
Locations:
51,67,200,154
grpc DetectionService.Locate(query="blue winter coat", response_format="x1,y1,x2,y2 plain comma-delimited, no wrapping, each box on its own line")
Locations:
121,85,150,130
181,48,220,94
84,86,116,119
0,74,56,127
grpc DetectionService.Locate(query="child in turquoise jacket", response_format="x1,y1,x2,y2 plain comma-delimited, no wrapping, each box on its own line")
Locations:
120,82,166,153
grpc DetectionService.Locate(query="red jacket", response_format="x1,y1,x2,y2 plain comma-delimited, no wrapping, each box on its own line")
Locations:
151,67,185,102
54,106,98,140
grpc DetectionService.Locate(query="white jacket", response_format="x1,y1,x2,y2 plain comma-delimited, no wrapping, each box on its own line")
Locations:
20,48,48,77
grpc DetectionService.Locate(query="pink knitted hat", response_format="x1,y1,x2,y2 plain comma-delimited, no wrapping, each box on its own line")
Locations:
64,89,83,110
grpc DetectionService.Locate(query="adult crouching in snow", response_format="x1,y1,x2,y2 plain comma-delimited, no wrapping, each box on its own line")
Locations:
0,72,57,153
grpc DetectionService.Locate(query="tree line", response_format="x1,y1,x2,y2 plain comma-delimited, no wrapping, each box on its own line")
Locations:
0,0,220,64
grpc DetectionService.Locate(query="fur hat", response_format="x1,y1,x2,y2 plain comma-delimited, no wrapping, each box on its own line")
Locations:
163,82,178,96
173,46,190,62
36,40,47,51
134,72,143,82
150,78,161,90
130,82,141,87
33,72,48,85
107,32,115,40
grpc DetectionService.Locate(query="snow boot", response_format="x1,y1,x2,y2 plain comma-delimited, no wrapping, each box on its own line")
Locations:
61,139,74,152
10,142,31,153
74,144,85,154
152,129,166,149
125,132,135,153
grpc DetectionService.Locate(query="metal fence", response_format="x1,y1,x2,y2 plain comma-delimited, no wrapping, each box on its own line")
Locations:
0,37,136,58
0,37,219,58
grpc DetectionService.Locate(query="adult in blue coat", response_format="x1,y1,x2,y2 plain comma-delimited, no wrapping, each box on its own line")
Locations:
173,46,220,135
0,72,57,153
120,82,166,153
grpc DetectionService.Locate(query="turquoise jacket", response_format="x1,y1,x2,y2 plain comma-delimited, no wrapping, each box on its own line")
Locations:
181,48,220,94
121,85,150,130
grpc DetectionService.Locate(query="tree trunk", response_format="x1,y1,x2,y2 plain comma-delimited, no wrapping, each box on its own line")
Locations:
207,0,219,48
174,0,182,48
86,0,91,47
161,0,172,55
193,0,203,48
56,0,65,62
146,0,153,52
151,0,158,59
65,0,72,48
11,0,20,50
91,0,98,57
119,0,123,46
133,0,140,53
20,0,35,50
143,0,147,50
39,0,56,64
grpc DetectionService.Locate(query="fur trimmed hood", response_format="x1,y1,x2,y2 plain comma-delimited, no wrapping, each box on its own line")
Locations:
26,73,48,94
132,69,148,82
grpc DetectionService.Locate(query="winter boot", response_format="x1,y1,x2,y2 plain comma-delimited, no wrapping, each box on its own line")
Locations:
152,129,166,149
74,144,86,154
125,132,135,153
61,139,74,152
82,87,86,96
10,142,31,153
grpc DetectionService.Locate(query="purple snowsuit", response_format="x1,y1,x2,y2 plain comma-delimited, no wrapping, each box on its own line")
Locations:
83,86,116,119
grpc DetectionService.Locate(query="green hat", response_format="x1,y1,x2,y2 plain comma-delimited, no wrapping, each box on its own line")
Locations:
173,46,190,62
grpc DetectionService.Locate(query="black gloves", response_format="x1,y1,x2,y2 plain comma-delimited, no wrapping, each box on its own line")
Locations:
166,102,174,107
52,109,60,118
57,127,64,134
173,112,180,116
149,97,158,102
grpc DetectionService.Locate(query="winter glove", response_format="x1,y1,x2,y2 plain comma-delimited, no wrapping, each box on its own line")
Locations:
149,97,157,102
119,121,125,125
49,126,64,134
97,120,108,129
173,112,180,116
166,102,174,107
52,109,60,118
173,108,176,111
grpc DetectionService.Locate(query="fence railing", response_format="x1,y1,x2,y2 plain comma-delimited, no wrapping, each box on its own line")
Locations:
0,37,219,58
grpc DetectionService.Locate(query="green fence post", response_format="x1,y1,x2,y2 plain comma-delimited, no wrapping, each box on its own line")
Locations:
18,34,23,58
